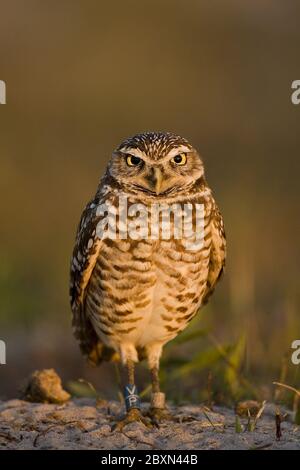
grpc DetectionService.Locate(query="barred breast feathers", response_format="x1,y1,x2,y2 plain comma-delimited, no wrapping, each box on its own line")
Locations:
70,170,225,362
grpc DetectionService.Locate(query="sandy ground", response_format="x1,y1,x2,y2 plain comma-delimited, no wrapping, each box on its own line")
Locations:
0,398,299,450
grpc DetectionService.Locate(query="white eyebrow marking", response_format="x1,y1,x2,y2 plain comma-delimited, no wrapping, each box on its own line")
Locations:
165,146,192,159
119,147,146,159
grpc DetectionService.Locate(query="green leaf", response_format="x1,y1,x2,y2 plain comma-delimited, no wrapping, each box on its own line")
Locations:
171,345,232,379
235,415,243,433
224,334,246,396
66,379,99,398
170,328,208,346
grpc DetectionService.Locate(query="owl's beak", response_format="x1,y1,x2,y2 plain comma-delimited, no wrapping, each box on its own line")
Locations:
154,167,163,195
143,166,164,195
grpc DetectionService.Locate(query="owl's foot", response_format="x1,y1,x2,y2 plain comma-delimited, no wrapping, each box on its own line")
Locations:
147,406,176,426
113,408,152,432
146,391,174,425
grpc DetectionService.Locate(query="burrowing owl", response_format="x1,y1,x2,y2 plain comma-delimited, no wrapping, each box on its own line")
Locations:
70,132,226,427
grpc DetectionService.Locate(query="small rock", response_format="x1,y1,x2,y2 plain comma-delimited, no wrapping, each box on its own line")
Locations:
20,369,70,404
235,400,261,417
98,424,112,435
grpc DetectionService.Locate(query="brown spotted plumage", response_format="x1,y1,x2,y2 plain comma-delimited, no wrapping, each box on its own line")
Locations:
70,131,226,424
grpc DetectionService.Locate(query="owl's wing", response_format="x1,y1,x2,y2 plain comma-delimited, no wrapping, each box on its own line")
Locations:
202,201,226,305
70,198,114,365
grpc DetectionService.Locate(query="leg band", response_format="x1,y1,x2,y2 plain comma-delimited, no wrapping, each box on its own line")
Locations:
124,384,140,411
151,392,165,409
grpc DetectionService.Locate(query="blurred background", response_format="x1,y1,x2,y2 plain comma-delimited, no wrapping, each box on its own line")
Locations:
0,0,299,405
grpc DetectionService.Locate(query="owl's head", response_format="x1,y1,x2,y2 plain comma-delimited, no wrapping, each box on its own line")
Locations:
108,132,205,196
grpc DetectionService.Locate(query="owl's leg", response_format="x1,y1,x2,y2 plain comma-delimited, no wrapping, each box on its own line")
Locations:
147,365,175,424
146,344,175,424
114,359,151,431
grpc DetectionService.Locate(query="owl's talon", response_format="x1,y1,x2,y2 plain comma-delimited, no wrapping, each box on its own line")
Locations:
147,407,176,425
113,408,152,432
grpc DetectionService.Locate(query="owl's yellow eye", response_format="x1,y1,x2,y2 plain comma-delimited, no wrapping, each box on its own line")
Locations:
171,153,187,165
126,155,142,166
